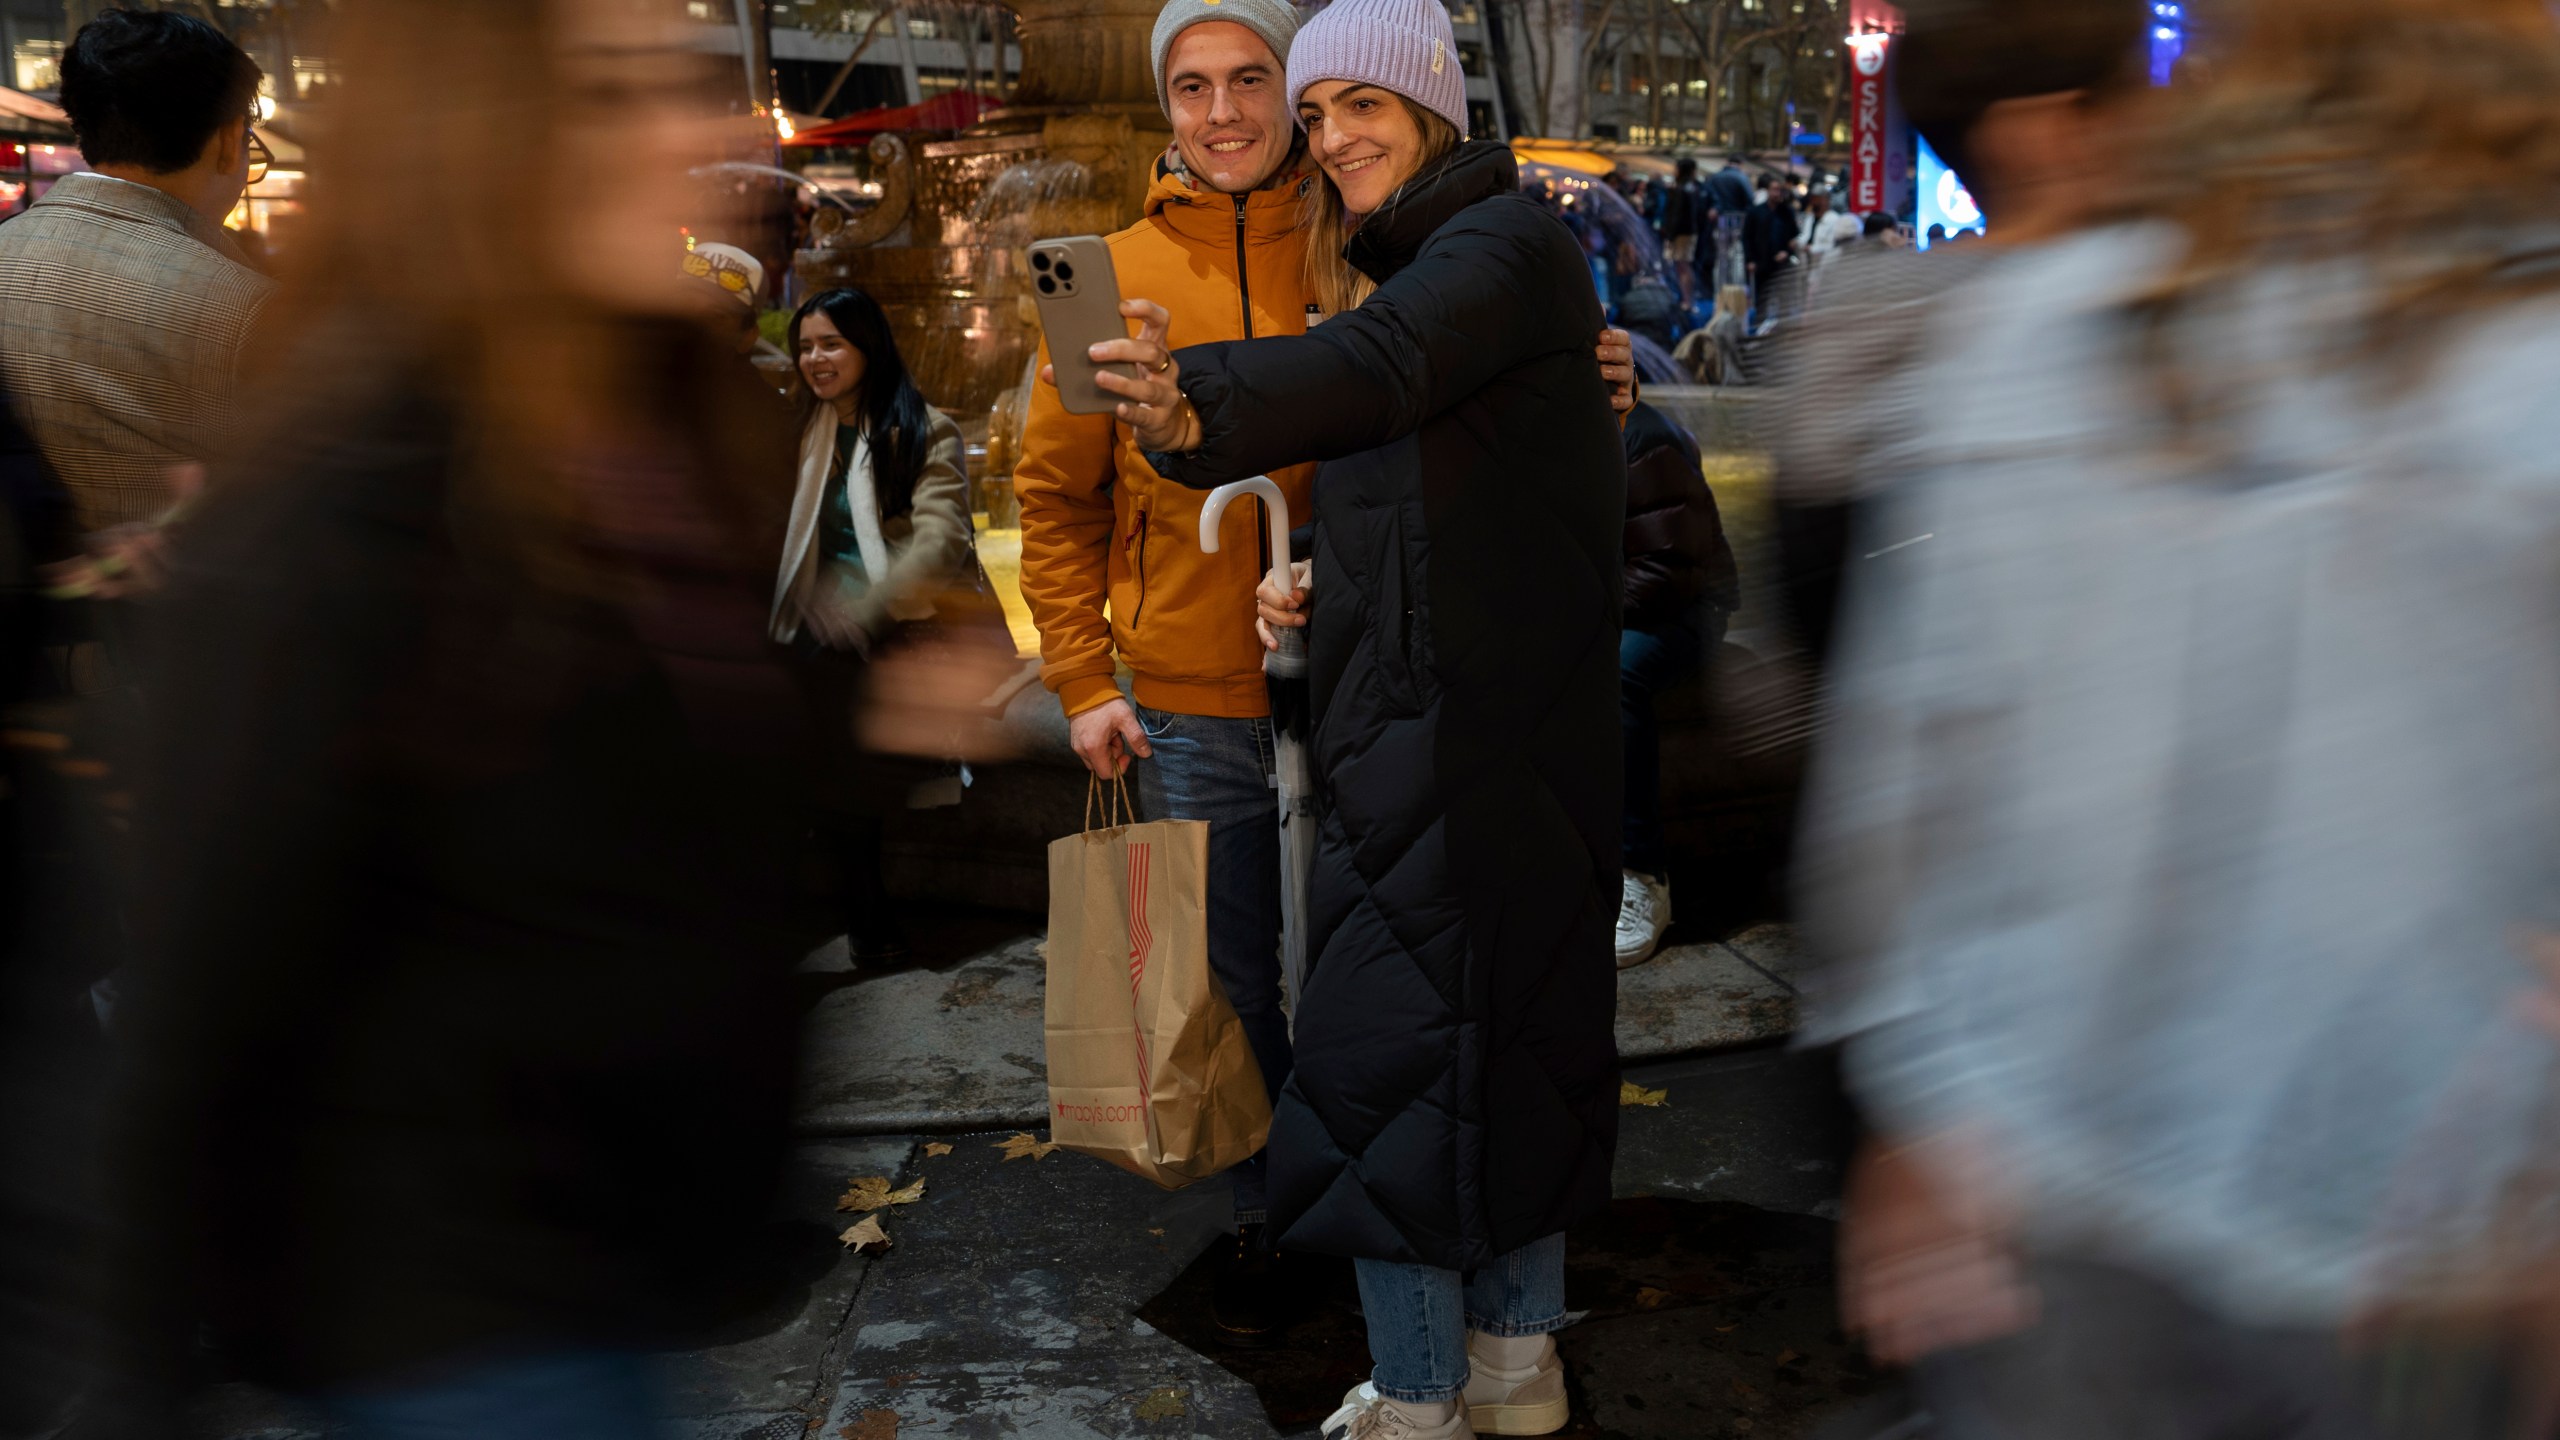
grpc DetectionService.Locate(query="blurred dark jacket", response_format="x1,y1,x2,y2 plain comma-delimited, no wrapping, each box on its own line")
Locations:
1622,401,1739,632
108,319,816,1397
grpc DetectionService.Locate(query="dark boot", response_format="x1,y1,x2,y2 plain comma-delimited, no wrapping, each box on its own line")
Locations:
1211,1222,1296,1348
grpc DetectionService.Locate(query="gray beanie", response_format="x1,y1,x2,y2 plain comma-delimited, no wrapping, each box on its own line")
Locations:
1149,0,1302,114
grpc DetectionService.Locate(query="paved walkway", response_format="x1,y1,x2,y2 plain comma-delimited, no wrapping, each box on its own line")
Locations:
207,917,1889,1440
794,923,1810,1136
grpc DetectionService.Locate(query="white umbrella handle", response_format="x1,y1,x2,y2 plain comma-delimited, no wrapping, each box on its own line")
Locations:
1199,478,1307,679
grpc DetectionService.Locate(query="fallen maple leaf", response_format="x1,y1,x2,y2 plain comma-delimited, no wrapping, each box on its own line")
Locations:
839,1215,891,1252
1132,1387,1188,1422
1635,1287,1674,1310
994,1132,1061,1162
1619,1081,1669,1108
840,1409,899,1440
922,1142,953,1157
836,1175,926,1213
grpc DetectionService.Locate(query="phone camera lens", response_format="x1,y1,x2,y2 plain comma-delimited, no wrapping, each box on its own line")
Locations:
1031,251,1051,271
1036,274,1057,294
1054,262,1075,283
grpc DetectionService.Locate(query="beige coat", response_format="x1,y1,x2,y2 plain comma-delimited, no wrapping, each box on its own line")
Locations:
770,402,973,645
0,173,275,531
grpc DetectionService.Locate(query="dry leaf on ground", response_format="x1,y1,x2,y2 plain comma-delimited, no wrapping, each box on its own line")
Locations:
839,1215,891,1252
840,1409,899,1440
837,1176,926,1213
1619,1081,1669,1108
995,1132,1061,1162
1133,1387,1188,1421
922,1142,953,1157
1634,1286,1674,1310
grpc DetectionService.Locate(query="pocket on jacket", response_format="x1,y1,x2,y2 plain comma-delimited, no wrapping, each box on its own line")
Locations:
1370,507,1437,719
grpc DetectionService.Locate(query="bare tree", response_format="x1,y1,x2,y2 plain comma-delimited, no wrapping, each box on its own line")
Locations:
1660,0,1809,148
1496,0,1619,136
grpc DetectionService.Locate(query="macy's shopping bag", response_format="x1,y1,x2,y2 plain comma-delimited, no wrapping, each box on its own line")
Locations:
1043,780,1271,1188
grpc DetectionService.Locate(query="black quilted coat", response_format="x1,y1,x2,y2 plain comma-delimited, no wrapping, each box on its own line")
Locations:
1155,141,1625,1269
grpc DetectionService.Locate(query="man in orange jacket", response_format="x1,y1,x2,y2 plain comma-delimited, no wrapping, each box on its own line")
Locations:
1014,0,1319,1345
1014,0,1633,1344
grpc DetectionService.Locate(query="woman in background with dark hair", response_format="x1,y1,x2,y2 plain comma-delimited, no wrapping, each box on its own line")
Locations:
775,286,973,962
773,286,970,658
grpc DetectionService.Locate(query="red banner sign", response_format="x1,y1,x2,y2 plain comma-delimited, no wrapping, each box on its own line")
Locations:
1848,33,1891,216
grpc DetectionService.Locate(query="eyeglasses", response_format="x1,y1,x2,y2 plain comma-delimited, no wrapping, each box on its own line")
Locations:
244,124,272,185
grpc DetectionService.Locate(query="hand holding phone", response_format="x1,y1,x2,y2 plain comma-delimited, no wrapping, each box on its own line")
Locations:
1029,236,1135,416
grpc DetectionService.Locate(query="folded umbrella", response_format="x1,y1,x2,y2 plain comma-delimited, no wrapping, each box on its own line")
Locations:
1199,478,1314,1033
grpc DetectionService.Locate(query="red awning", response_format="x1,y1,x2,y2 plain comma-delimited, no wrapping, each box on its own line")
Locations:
784,91,1001,147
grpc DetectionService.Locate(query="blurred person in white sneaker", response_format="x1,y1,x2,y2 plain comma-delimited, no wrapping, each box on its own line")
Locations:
1614,400,1739,969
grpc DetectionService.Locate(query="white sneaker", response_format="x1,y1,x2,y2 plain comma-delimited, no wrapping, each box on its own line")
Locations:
1614,870,1673,969
1462,1333,1569,1435
1321,1383,1475,1440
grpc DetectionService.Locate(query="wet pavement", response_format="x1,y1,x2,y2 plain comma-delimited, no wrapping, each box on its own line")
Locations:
203,915,1893,1440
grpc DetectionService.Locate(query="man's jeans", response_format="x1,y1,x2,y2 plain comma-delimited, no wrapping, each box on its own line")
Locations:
1131,703,1289,1225
1622,608,1718,880
1355,1234,1570,1404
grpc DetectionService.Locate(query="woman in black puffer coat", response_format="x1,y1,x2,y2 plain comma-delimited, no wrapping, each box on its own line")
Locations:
1098,5,1626,1428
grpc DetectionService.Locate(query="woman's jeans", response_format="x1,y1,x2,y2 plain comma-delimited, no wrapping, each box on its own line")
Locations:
1622,607,1718,880
1355,1234,1570,1404
1130,703,1291,1226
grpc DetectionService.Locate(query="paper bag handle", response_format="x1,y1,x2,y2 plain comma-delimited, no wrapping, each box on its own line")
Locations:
1083,773,1134,833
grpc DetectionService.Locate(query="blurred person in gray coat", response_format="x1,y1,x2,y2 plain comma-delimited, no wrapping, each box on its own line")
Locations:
1802,0,2560,1431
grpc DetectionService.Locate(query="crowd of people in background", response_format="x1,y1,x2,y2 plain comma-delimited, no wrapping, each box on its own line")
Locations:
1537,148,1917,383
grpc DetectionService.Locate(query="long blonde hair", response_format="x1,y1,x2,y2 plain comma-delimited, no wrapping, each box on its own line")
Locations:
1300,100,1464,320
2135,0,2560,344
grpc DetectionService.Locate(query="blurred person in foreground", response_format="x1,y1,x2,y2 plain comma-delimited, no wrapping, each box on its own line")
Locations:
773,285,973,963
1802,0,2560,1431
87,1,822,1434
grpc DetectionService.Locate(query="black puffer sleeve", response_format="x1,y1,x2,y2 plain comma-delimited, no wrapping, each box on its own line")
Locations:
1149,199,1596,489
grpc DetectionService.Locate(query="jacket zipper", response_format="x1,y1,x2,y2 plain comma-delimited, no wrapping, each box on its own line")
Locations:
1232,193,1254,340
1129,505,1150,631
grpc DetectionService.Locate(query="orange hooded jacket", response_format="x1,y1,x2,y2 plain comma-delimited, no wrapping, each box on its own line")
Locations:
1014,161,1320,721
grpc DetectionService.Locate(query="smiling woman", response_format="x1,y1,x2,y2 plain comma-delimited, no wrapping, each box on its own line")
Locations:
1295,79,1460,316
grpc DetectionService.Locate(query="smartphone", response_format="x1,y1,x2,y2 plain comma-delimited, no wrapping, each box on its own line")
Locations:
1029,235,1135,416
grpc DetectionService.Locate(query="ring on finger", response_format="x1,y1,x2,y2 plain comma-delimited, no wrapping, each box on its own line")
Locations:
1151,357,1170,374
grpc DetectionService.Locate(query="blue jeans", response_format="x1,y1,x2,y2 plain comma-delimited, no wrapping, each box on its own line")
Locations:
1131,703,1290,1224
325,1348,665,1440
1356,1234,1570,1404
1622,609,1716,879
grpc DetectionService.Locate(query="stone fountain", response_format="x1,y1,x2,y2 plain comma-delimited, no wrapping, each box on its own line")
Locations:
794,0,1180,503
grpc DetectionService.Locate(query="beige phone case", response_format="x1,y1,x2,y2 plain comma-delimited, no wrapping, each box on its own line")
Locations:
1030,235,1136,416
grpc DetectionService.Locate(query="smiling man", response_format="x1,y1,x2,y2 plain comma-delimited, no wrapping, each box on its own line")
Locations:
1013,0,1321,1348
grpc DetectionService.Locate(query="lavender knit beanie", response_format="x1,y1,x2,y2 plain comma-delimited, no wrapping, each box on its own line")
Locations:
1286,0,1469,139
